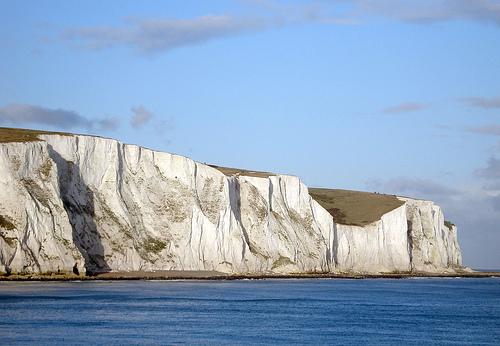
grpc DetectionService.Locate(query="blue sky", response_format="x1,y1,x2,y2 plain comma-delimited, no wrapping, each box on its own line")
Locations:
1,0,500,268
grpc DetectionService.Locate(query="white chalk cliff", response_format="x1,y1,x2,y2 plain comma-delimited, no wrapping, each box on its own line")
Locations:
0,133,463,275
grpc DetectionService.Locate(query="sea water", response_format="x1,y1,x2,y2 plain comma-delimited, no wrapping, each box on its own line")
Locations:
0,278,499,345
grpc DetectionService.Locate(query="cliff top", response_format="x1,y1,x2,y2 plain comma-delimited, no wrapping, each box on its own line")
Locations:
208,164,275,178
210,164,404,226
0,127,71,143
308,188,404,226
0,127,405,226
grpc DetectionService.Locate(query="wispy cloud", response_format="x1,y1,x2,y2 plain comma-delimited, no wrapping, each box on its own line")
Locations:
250,0,500,26
367,177,460,199
59,1,500,55
382,102,427,114
476,157,500,180
460,96,500,109
350,0,500,25
242,0,358,24
465,125,500,160
95,117,120,131
0,103,118,131
62,15,276,54
130,105,153,128
467,124,500,136
476,156,500,194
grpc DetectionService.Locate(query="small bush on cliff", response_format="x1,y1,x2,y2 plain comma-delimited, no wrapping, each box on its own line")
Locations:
0,215,15,230
272,256,294,270
38,159,52,179
142,237,167,254
444,220,455,230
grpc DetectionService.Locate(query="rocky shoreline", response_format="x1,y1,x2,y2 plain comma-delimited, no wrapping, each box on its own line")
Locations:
1,270,499,281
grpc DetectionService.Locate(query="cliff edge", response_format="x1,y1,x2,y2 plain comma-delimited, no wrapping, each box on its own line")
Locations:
0,128,463,276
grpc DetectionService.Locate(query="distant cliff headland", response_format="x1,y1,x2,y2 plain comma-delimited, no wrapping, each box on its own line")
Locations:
0,127,468,279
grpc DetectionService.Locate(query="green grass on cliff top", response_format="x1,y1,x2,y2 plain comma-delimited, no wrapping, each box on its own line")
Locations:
0,127,403,226
0,127,71,143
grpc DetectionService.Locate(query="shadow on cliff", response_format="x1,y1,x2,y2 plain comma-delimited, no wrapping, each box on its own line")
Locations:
228,177,253,258
48,145,110,276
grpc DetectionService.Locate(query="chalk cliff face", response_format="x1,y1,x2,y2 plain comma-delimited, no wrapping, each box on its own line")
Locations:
401,198,462,272
0,133,463,275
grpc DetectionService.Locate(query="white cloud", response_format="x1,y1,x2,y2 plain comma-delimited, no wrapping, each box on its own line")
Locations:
461,96,500,109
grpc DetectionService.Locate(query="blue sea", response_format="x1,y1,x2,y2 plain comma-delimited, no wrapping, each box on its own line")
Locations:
0,278,499,345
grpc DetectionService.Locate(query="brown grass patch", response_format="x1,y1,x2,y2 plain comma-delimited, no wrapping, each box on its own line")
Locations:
309,188,404,226
208,165,275,178
0,127,72,143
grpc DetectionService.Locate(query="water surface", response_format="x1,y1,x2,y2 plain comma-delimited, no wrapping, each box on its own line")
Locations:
1,278,499,345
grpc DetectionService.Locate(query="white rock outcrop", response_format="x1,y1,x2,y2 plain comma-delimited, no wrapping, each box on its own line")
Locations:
401,198,462,272
0,134,463,275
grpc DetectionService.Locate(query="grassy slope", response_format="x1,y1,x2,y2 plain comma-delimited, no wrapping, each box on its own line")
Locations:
208,164,275,178
308,188,404,226
0,127,403,226
0,127,71,143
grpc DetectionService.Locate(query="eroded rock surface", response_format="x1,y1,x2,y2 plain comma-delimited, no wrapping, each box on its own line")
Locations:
0,133,463,275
